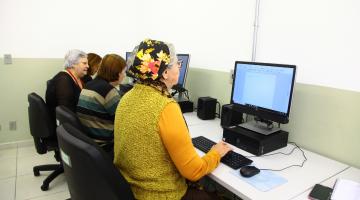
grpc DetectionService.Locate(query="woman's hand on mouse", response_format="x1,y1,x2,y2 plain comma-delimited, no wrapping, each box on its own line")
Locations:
211,141,232,157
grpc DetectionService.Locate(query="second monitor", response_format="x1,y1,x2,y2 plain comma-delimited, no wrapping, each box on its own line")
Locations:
174,54,190,91
125,52,190,89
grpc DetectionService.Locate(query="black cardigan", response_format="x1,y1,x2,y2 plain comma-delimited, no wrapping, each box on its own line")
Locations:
45,71,81,120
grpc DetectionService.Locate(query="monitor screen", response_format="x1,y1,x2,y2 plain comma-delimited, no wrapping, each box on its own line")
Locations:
175,54,190,89
231,61,296,124
125,51,135,79
125,52,131,68
125,52,190,87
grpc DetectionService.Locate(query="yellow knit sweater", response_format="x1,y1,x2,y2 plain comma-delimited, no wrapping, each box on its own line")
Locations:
113,84,187,200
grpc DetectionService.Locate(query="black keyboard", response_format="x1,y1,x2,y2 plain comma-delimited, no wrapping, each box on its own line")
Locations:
192,136,253,169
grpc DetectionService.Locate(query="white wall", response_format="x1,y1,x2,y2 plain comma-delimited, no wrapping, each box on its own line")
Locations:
0,0,255,70
1,0,359,91
256,0,360,92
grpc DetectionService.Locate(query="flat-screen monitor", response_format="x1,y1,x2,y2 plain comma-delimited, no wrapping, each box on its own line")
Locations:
125,51,132,69
231,61,296,133
125,52,190,87
125,51,135,79
174,54,190,90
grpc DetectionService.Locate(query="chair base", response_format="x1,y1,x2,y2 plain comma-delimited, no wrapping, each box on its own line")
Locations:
33,164,64,191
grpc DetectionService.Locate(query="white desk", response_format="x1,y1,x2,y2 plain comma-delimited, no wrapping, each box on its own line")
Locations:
183,112,220,126
183,112,349,200
292,167,360,200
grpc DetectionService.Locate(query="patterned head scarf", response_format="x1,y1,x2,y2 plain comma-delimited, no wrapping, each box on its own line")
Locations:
127,39,172,82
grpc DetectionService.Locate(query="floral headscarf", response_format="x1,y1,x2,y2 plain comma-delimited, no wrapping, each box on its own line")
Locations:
127,39,171,81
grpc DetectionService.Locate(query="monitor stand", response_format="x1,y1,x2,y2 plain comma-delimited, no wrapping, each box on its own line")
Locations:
239,121,280,135
174,92,186,102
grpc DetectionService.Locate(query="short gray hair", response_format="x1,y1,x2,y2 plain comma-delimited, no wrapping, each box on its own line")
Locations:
166,43,177,68
64,49,87,69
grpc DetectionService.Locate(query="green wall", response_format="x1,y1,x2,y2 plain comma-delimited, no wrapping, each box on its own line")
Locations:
1,59,359,168
0,58,63,143
284,84,360,167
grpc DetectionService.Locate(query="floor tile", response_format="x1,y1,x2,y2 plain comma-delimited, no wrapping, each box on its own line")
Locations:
0,177,15,200
16,173,68,200
16,141,34,149
0,143,18,150
0,157,17,180
0,145,70,200
0,148,17,160
27,191,70,200
17,154,59,176
17,145,37,158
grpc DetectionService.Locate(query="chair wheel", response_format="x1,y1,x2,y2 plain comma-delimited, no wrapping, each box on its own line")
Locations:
33,169,40,176
41,184,49,191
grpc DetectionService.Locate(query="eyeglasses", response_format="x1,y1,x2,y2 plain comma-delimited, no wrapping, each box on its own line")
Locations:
177,59,183,68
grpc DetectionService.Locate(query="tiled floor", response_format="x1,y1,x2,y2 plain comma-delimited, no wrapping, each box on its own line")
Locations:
0,144,70,200
0,143,238,200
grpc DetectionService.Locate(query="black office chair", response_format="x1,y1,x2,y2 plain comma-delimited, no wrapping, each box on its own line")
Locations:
56,105,115,159
57,123,135,200
55,105,86,133
27,92,64,191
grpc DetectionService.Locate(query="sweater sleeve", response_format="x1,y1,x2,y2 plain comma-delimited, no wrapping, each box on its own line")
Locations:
158,102,221,181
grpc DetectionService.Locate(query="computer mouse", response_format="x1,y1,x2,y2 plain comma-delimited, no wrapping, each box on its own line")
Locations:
240,166,260,178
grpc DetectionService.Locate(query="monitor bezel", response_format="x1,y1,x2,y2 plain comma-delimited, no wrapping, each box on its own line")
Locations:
174,53,190,89
230,61,296,124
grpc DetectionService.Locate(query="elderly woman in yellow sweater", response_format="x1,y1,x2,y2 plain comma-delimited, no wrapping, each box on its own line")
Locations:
113,39,232,200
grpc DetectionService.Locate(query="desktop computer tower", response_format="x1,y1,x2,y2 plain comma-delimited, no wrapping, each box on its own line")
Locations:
178,100,194,113
197,97,217,120
221,104,243,127
174,92,193,113
223,126,288,156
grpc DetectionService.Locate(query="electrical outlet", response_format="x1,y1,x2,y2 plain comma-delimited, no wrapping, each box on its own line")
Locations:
4,54,12,64
229,69,234,84
9,121,17,131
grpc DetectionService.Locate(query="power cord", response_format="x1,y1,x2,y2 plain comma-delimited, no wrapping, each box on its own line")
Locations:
171,87,190,100
246,142,307,171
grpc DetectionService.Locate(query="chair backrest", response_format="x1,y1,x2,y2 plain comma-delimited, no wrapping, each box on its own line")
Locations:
28,92,57,154
56,105,86,133
57,123,134,200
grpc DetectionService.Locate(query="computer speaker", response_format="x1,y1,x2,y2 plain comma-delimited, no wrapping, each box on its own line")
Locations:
197,97,217,120
221,104,243,127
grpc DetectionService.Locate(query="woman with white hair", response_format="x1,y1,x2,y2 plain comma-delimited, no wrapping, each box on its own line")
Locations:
46,49,89,120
